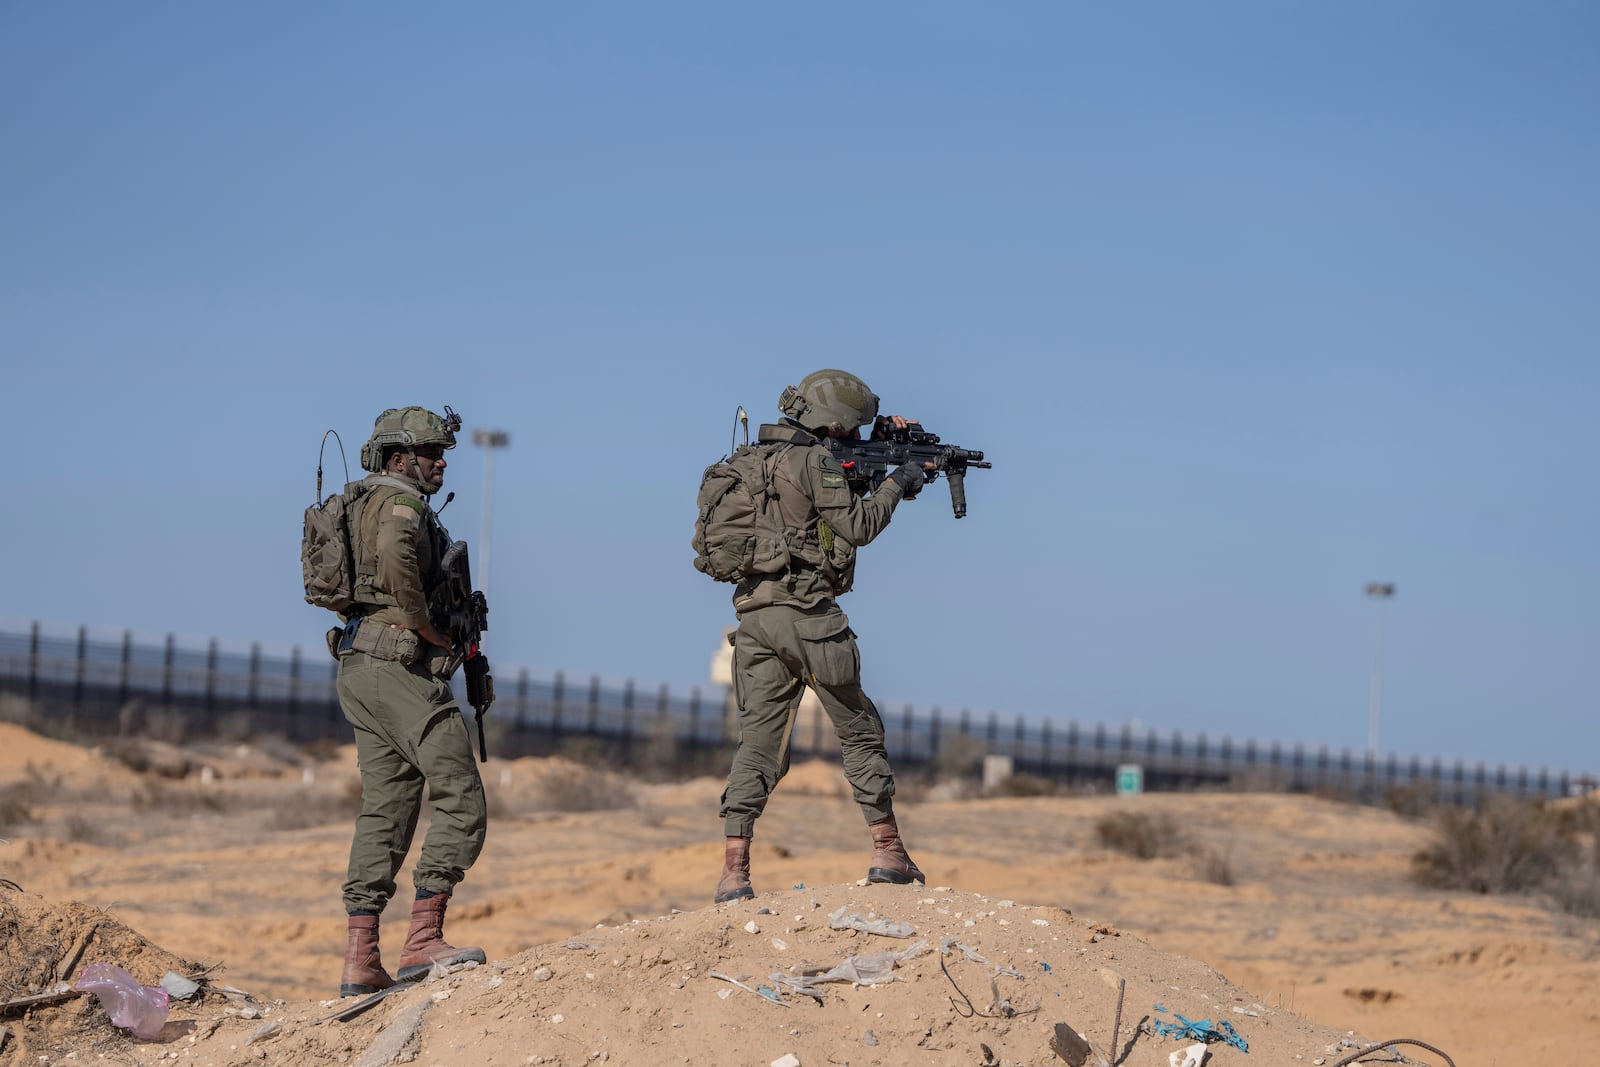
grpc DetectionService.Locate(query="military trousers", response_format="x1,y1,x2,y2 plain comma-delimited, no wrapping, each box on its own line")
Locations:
337,650,487,914
720,602,896,838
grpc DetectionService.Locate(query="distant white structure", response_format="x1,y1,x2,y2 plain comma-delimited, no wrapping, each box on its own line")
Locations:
982,754,1014,791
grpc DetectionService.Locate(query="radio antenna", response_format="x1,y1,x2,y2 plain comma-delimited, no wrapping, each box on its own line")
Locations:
316,430,350,501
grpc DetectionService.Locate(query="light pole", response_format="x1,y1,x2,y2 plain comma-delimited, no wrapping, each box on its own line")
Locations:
472,428,510,598
1364,581,1396,760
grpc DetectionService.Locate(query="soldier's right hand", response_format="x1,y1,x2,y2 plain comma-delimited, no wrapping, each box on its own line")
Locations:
889,462,926,497
417,622,456,655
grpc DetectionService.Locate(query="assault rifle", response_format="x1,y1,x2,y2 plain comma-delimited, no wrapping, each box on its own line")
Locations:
821,421,992,518
433,540,495,762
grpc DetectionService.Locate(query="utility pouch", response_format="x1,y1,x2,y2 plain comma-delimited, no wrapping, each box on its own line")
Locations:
325,627,343,661
349,621,421,663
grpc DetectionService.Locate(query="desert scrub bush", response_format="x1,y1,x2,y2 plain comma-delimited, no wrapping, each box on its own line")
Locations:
982,773,1060,798
270,783,362,830
1095,810,1181,860
129,779,229,815
1189,843,1237,886
62,815,123,847
0,784,38,833
0,694,42,730
528,762,636,813
1384,781,1438,819
1548,842,1600,919
1412,795,1568,894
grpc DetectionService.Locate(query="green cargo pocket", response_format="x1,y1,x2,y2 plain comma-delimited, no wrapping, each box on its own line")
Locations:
794,611,858,689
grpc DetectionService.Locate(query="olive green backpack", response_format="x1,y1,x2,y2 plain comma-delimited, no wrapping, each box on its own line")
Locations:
691,444,794,583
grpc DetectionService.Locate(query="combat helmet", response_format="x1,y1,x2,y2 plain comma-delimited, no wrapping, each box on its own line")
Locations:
778,370,880,436
359,405,461,473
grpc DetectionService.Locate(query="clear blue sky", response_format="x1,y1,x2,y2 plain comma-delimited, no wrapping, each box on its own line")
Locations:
2,3,1594,775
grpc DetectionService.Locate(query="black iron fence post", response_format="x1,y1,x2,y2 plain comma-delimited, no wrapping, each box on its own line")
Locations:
288,646,302,739
161,633,175,711
622,679,635,758
27,620,40,702
204,638,219,716
118,629,132,708
247,643,260,710
72,625,87,718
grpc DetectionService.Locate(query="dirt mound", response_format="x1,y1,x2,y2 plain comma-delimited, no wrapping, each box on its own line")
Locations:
0,882,212,1061
6,882,1367,1066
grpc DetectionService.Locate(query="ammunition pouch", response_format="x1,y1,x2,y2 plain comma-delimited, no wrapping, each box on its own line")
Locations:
343,620,421,664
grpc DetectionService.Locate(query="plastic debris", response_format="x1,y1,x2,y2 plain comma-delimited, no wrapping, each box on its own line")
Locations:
829,906,915,938
73,964,169,1040
1041,962,1053,973
1169,1043,1208,1067
939,937,990,964
768,940,929,999
771,1055,801,1067
710,970,789,1007
245,1021,281,1046
159,972,201,1001
1149,1008,1249,1053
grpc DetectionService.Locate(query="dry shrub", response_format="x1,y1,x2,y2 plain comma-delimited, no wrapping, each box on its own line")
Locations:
1096,811,1181,860
129,779,229,815
62,815,123,847
0,765,62,832
1190,843,1237,886
103,739,192,779
982,773,1060,798
0,784,38,832
0,694,41,730
1412,795,1568,894
929,735,986,781
1549,848,1600,919
529,762,636,813
270,784,361,831
1384,781,1437,819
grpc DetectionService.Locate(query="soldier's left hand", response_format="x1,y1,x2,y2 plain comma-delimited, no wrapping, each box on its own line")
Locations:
871,414,915,439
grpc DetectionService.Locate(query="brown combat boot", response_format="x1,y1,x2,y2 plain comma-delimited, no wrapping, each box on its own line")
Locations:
714,836,755,903
867,815,926,885
339,914,395,997
396,893,487,981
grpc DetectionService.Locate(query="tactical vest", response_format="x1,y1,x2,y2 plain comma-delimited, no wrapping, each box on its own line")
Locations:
301,474,442,616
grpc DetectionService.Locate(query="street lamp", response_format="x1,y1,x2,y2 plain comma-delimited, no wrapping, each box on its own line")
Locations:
472,429,510,598
1364,581,1396,760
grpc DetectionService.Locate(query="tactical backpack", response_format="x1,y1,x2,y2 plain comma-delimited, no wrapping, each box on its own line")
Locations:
302,484,369,614
691,444,793,583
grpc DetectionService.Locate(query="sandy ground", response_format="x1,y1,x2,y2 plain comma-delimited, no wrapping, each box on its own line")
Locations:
0,723,1595,1066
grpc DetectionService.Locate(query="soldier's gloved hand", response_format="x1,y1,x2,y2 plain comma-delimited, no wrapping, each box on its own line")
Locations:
889,462,925,497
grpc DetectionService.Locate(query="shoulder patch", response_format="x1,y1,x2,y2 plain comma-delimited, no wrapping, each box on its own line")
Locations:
816,449,848,487
391,496,426,515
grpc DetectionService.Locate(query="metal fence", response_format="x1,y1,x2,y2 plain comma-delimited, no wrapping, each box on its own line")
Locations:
0,622,1588,805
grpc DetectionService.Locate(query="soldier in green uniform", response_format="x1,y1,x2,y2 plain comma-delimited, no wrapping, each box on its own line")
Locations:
715,370,932,903
336,406,488,996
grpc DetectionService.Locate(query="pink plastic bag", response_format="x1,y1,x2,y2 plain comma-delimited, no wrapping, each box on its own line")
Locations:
73,963,170,1039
